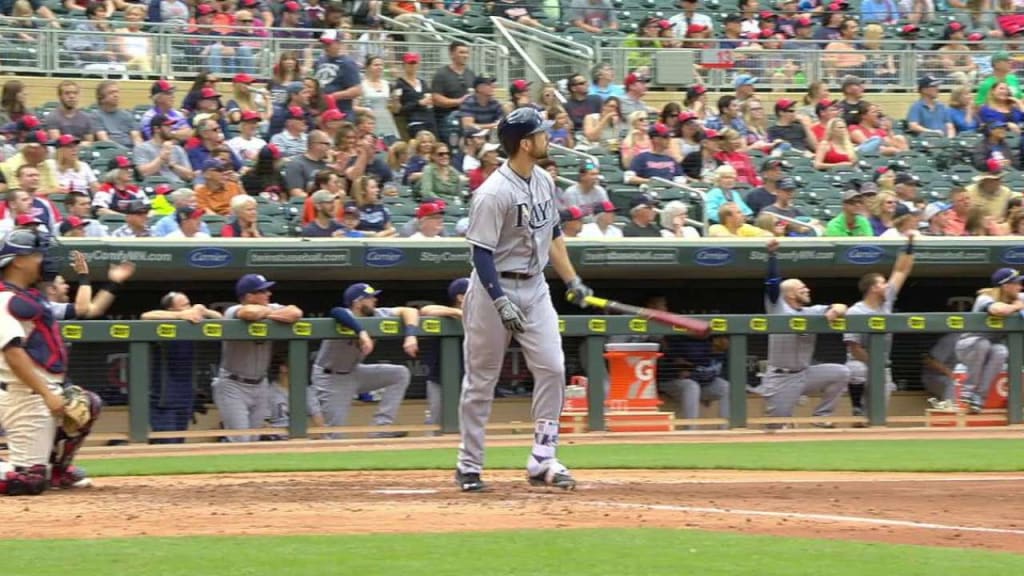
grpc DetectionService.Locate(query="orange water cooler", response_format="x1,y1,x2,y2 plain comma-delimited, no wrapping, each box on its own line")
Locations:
926,367,1010,427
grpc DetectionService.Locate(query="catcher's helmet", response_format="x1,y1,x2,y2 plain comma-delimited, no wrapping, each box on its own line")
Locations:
497,107,553,156
0,227,51,269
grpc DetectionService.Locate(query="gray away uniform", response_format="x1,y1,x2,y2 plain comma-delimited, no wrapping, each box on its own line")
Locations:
760,295,849,421
312,307,411,438
265,382,323,439
955,293,1010,402
212,304,281,442
921,333,959,401
458,163,564,475
844,283,899,412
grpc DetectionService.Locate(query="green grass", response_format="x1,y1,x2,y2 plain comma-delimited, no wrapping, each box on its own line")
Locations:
79,439,1024,477
7,529,1023,575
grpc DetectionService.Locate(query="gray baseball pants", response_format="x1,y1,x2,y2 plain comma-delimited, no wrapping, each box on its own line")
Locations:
457,275,565,475
312,363,411,439
760,364,849,421
846,361,897,413
212,371,269,443
921,372,956,402
955,337,1006,401
660,377,730,429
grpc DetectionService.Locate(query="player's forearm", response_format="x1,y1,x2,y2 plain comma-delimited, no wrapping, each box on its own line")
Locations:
396,307,420,330
267,306,303,323
83,289,118,319
548,235,579,284
420,305,462,318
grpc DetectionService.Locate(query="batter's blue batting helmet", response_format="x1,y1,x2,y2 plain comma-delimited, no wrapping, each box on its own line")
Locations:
447,277,470,302
497,107,553,156
0,227,51,269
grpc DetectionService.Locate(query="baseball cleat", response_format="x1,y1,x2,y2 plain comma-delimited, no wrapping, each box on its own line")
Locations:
52,466,93,489
527,459,576,490
455,470,487,492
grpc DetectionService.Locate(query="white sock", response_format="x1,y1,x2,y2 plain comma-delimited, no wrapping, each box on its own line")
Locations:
531,418,559,463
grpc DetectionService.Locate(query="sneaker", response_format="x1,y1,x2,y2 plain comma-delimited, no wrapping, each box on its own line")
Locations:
52,466,92,489
811,421,835,429
527,459,576,490
454,469,487,492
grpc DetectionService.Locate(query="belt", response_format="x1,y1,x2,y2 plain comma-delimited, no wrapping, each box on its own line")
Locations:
500,271,535,280
0,381,65,392
226,373,264,385
771,368,805,374
316,365,351,375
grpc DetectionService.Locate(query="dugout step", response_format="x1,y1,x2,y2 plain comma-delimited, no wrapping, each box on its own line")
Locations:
925,408,1007,428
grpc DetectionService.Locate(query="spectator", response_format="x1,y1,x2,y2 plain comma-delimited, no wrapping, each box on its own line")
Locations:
808,98,840,147
680,128,723,181
976,51,1022,105
670,0,713,37
559,206,585,238
404,131,435,186
408,201,447,239
468,142,501,191
762,177,818,235
860,0,899,23
92,81,141,148
733,75,758,106
0,129,55,192
936,22,975,84
58,216,87,238
659,200,701,238
560,164,608,209
576,200,619,238
93,156,148,216
705,165,753,223
866,191,899,235
561,74,602,134
0,188,46,235
45,135,96,196
273,4,314,55
194,159,242,216
797,81,831,122
715,128,761,187
967,170,1015,221
765,99,811,153
418,143,464,202
834,76,866,130
620,72,654,116
906,76,955,137
278,131,329,199
242,145,286,201
268,106,310,160
356,55,398,139
708,202,771,237
149,0,189,32
745,158,787,215
62,192,106,237
879,204,920,238
42,81,97,143
979,81,1024,133
620,111,652,168
219,195,263,237
814,118,857,170
824,188,873,237
268,82,313,138
920,202,953,236
431,42,476,141
133,115,195,188
226,111,268,162
459,76,504,135
350,175,395,235
152,188,211,237
973,121,1019,171
948,85,980,134
893,172,922,211
583,96,627,151
705,95,749,136
110,200,153,238
163,206,210,239
852,104,909,155
943,186,970,236
114,5,153,73
626,123,683,185
64,3,119,70
589,62,624,100
823,19,865,80
0,81,28,126
302,190,360,237
181,71,219,116
569,0,617,33
187,116,243,176
140,80,192,141
742,98,783,154
226,73,269,125
386,141,410,184
394,52,437,139
676,112,703,157
622,193,663,237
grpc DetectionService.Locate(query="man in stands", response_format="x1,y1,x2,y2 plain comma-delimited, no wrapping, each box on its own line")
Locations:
93,81,141,148
626,123,683,185
622,193,662,237
140,80,192,141
459,76,504,135
63,192,107,237
268,83,314,138
408,201,446,239
976,51,1021,104
314,30,362,117
559,206,584,238
187,116,243,176
563,73,604,132
568,0,618,34
432,41,477,138
669,0,713,38
3,166,61,234
284,131,332,199
111,200,153,238
705,95,749,136
0,131,58,194
589,63,624,100
0,189,55,235
620,72,653,116
133,115,194,188
579,200,622,238
165,206,210,239
824,187,873,237
195,159,242,216
838,75,868,127
560,163,608,209
303,190,364,237
709,202,772,237
767,99,812,153
745,158,787,215
906,75,954,138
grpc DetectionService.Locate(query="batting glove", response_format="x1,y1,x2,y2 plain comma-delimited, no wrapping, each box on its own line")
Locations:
494,296,527,333
565,277,593,308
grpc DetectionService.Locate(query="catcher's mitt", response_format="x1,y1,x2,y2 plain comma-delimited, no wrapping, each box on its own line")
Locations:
62,385,93,435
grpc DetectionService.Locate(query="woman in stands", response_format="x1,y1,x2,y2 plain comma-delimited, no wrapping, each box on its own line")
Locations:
49,135,98,196
704,164,754,223
226,73,269,125
418,143,464,203
797,81,830,122
403,130,435,186
683,84,710,122
304,78,338,117
849,104,909,156
948,85,979,134
269,52,303,107
349,175,396,236
582,96,627,152
813,118,857,169
546,107,575,148
867,191,899,236
182,71,219,115
979,81,1024,133
677,112,703,157
393,52,437,140
219,195,263,238
659,200,701,238
240,144,285,203
386,141,409,186
714,128,762,187
0,80,28,126
357,55,398,141
620,110,652,168
742,98,785,154
115,5,153,73
858,24,897,85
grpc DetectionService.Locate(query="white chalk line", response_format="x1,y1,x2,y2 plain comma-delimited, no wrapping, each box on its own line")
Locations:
371,489,439,495
585,501,1024,536
587,475,1024,485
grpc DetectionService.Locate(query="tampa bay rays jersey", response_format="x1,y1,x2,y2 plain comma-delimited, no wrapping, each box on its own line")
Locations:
765,296,830,371
844,284,898,361
219,303,284,379
465,163,559,277
314,307,397,373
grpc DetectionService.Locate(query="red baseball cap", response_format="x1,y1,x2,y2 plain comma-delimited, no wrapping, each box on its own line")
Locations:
55,134,80,147
947,21,965,33
657,19,671,30
648,122,672,137
687,23,708,35
625,72,650,87
987,158,1003,173
233,73,255,84
759,10,776,19
510,79,532,93
678,111,698,123
109,155,133,170
286,106,305,120
593,200,618,214
282,0,301,11
703,128,720,139
320,109,346,123
264,144,282,160
402,52,421,64
794,16,813,27
15,214,43,227
17,115,40,130
151,79,175,96
774,98,797,112
200,87,221,99
559,206,584,222
196,3,216,16
416,201,445,219
319,29,341,44
968,32,986,42
901,24,920,34
240,110,262,122
23,130,50,146
154,184,173,196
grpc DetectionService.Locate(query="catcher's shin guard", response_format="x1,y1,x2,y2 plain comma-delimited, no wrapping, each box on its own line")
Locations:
0,464,49,496
51,389,102,475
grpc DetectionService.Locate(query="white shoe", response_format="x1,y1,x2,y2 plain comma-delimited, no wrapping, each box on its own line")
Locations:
526,458,576,490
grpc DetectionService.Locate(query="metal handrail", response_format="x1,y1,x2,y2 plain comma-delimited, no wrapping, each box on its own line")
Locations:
491,17,595,61
768,213,822,237
649,176,709,231
549,143,600,168
379,13,509,84
491,17,566,104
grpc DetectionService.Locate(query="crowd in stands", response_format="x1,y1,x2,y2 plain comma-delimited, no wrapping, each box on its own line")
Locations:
0,0,1024,239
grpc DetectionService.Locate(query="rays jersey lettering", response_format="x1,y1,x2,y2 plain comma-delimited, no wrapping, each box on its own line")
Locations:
515,199,554,230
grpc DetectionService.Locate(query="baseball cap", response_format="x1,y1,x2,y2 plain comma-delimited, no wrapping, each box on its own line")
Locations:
678,111,698,123
150,114,176,129
842,189,864,202
108,155,132,170
196,3,216,16
968,32,986,42
648,122,671,137
236,273,275,298
893,203,915,218
702,128,721,139
282,0,301,11
894,172,920,186
917,75,941,90
947,21,965,33
476,142,500,159
202,158,227,171
841,75,863,89
922,202,951,221
794,16,813,28
592,200,618,214
175,206,206,223
686,85,707,99
762,158,789,171
687,23,708,34
448,277,470,301
402,52,421,64
343,204,360,216
58,216,86,235
559,206,584,223
815,98,838,115
416,201,445,219
759,9,777,19
625,72,651,87
992,51,1011,64
320,108,346,123
23,130,50,146
992,267,1023,286
630,193,659,210
901,23,920,35
123,199,150,215
260,144,282,161
199,87,221,100
239,110,261,123
54,134,80,148
319,29,341,44
858,181,880,196
151,79,175,96
154,184,173,196
343,282,382,307
723,13,742,23
777,176,798,191
826,0,849,9
17,115,40,131
473,76,496,88
510,79,532,94
310,189,339,205
733,74,759,88
286,105,305,120
774,98,797,113
232,73,255,84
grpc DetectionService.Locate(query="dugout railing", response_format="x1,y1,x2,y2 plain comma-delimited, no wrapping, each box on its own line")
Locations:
50,313,1024,443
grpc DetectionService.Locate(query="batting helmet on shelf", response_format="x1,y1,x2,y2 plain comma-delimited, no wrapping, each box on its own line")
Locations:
0,227,52,269
497,107,553,156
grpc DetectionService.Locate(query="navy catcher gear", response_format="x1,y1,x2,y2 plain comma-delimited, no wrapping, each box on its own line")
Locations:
0,227,52,269
497,107,553,156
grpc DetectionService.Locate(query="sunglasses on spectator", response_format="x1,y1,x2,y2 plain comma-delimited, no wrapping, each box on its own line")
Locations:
436,151,450,156
238,18,253,22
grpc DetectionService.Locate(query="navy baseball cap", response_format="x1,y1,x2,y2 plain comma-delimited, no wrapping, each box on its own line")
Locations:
344,282,382,307
777,176,798,190
236,274,275,298
992,268,1023,286
448,277,470,302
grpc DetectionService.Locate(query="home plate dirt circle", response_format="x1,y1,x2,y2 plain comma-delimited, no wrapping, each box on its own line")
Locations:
10,470,1024,552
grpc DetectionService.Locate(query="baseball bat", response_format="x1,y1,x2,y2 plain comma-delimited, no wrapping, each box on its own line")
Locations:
582,295,711,338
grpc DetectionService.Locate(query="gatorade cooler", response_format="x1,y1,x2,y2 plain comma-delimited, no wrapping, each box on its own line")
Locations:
602,342,673,432
952,365,1011,410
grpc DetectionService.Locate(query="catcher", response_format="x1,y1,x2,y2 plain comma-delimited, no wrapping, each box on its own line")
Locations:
0,227,100,496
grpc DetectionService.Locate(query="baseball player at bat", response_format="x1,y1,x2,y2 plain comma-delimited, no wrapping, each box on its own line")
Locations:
455,107,593,492
0,227,101,495
759,238,850,428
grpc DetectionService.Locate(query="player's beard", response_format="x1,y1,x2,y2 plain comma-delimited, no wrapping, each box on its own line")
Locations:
529,135,549,160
